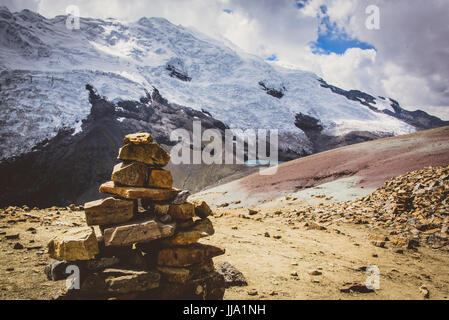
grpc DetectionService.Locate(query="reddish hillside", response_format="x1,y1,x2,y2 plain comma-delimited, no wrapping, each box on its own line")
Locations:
241,126,449,195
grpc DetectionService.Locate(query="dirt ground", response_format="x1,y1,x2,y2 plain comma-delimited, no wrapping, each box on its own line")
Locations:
208,209,449,300
1,205,448,300
0,208,85,299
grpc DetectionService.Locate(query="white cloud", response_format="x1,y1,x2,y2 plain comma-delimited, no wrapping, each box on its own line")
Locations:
1,0,448,118
314,48,378,91
305,0,449,116
0,0,39,11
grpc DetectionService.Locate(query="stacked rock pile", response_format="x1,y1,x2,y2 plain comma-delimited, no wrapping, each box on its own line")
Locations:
284,165,449,251
354,165,449,249
45,132,226,299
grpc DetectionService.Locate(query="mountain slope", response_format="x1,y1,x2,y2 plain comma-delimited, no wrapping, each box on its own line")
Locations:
1,6,447,162
191,126,449,209
0,85,256,207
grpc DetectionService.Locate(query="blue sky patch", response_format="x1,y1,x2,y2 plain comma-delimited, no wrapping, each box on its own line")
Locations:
223,9,233,14
295,0,309,9
309,5,376,55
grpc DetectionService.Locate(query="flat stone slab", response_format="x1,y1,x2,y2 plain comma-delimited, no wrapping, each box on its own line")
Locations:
157,243,225,267
81,268,160,295
103,217,175,247
148,169,173,189
123,132,153,145
45,257,120,281
48,227,99,261
99,181,179,201
84,197,134,226
161,230,209,246
157,260,214,284
118,143,170,166
104,268,160,294
161,218,214,246
111,162,147,187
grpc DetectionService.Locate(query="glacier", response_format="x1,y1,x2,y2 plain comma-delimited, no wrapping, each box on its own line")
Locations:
0,7,427,160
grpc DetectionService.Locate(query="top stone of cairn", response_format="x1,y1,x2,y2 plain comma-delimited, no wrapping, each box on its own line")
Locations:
118,142,170,167
123,132,153,145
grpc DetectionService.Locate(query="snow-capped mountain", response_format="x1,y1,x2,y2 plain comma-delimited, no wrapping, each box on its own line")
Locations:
1,6,446,161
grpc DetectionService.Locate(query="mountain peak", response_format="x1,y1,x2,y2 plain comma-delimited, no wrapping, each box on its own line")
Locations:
0,8,446,161
16,8,45,22
0,5,12,19
137,16,175,27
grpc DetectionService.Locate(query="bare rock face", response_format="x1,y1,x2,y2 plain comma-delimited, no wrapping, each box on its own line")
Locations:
148,169,173,189
103,218,175,247
99,181,179,201
118,143,170,167
123,132,153,145
84,197,134,226
48,227,99,261
157,243,225,267
111,162,147,187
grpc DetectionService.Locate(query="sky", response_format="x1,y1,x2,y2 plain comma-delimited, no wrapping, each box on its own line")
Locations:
1,0,448,119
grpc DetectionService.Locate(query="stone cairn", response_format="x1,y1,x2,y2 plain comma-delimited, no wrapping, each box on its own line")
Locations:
45,132,226,300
